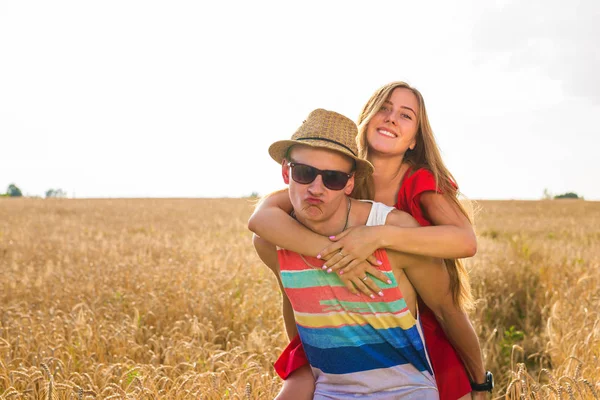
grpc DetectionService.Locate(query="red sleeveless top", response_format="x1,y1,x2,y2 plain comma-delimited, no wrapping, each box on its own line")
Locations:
274,168,471,400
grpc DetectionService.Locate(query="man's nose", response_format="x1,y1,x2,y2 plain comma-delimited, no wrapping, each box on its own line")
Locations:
307,174,326,194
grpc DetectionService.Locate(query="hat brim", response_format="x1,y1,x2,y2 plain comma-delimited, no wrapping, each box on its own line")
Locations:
268,139,374,179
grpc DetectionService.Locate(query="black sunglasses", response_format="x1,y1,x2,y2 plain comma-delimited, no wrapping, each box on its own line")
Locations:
287,162,353,191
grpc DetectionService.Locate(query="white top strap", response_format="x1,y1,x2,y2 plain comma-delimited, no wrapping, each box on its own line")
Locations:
361,200,396,227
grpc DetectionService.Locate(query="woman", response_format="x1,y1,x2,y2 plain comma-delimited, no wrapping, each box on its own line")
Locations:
248,82,489,399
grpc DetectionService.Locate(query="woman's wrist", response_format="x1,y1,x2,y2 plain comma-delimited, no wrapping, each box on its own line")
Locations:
378,225,399,250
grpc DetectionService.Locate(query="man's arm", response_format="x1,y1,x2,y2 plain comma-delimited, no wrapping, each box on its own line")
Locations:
252,234,298,340
384,210,487,388
252,235,315,400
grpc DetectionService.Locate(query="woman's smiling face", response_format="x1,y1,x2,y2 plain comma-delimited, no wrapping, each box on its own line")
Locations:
366,87,420,157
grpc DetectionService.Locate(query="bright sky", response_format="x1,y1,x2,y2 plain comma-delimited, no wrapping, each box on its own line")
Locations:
1,0,599,200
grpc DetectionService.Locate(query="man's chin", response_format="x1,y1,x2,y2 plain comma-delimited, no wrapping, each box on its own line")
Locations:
299,205,324,219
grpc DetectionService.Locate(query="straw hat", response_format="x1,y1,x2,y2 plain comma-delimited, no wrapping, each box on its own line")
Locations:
268,109,374,178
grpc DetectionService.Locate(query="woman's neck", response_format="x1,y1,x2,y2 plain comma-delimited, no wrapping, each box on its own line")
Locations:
368,153,410,205
370,152,412,184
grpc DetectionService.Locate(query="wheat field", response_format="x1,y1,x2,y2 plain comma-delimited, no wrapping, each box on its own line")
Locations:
0,198,598,399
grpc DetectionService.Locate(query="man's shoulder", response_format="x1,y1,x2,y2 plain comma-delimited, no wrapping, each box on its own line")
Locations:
354,200,388,226
385,209,419,228
357,200,416,227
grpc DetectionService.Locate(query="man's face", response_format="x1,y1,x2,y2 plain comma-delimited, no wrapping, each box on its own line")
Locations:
282,145,355,223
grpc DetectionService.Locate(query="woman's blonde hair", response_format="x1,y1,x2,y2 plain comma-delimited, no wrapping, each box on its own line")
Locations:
354,81,475,312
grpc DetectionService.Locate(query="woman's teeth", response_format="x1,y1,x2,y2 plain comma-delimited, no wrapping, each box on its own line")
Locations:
378,129,395,138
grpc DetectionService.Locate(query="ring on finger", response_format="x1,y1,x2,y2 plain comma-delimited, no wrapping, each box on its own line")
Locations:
361,275,369,281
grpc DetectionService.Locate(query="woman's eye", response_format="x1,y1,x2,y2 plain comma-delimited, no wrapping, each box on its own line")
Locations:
402,113,412,120
380,106,389,112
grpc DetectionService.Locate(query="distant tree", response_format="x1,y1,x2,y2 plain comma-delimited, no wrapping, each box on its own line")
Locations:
542,188,552,200
45,188,67,198
554,192,581,199
6,184,23,197
249,191,260,199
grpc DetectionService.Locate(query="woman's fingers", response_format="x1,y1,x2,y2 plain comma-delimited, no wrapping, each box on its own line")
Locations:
340,275,359,295
328,228,352,241
326,254,353,272
340,262,390,286
366,254,382,267
321,253,343,272
335,260,393,298
350,276,374,297
337,259,362,274
340,271,378,298
317,243,341,260
362,276,385,297
351,276,384,298
365,265,392,285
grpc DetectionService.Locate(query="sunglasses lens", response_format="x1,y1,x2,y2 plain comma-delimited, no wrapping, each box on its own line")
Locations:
289,163,351,191
322,171,350,190
291,164,317,184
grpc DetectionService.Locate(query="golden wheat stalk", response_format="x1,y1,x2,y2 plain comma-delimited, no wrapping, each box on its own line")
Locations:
40,363,55,400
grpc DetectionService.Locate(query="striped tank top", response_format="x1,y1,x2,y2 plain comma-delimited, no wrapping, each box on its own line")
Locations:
278,201,438,399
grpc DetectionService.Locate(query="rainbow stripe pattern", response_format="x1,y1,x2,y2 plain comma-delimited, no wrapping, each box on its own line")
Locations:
278,248,438,398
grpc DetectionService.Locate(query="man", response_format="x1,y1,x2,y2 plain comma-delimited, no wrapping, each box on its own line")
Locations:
253,109,443,399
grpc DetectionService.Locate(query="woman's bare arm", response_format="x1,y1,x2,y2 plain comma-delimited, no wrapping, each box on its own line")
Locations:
386,255,485,386
386,191,477,258
322,192,476,273
383,211,486,387
249,193,388,295
401,260,486,386
251,201,391,298
248,189,330,257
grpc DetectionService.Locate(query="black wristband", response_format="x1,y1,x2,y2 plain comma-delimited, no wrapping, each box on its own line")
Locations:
470,371,494,392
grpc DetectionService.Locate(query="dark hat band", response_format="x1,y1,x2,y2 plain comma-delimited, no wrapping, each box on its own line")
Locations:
296,137,357,157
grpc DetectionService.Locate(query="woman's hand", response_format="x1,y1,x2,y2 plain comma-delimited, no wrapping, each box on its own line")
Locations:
337,261,391,298
318,226,383,274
